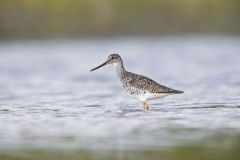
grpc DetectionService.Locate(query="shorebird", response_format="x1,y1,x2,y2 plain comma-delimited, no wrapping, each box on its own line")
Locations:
90,54,183,109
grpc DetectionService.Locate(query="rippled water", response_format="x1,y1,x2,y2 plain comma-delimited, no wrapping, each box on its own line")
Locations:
0,37,240,159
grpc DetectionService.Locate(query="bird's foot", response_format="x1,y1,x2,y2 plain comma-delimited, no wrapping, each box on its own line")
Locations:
143,102,150,110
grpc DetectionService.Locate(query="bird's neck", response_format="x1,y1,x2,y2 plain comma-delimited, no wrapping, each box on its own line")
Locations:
114,61,126,78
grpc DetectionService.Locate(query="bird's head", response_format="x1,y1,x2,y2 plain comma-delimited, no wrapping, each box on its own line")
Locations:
90,54,122,72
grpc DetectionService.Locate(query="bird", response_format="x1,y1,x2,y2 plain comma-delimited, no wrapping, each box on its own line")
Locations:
90,54,183,109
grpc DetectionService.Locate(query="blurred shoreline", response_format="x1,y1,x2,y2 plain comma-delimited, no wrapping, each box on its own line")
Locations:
0,34,240,42
1,0,240,39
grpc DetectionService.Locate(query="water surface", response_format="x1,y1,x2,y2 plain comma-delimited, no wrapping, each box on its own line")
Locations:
0,37,240,159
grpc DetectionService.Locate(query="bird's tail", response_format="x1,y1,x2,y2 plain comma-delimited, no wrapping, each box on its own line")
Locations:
173,89,184,94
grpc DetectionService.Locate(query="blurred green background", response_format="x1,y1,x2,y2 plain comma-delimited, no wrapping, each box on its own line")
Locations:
0,0,240,38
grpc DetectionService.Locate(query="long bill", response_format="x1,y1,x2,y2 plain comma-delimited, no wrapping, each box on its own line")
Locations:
90,61,108,72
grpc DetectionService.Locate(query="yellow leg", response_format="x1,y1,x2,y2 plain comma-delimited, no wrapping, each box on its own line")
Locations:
143,101,150,109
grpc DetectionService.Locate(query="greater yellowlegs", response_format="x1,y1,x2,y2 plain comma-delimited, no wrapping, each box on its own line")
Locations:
90,54,183,109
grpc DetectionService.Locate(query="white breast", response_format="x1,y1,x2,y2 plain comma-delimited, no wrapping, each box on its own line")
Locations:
138,92,170,101
122,85,170,101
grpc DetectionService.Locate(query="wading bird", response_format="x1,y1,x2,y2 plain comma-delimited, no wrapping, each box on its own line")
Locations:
90,54,183,109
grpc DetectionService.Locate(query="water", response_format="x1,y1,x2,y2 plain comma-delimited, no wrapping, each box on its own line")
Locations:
0,36,240,159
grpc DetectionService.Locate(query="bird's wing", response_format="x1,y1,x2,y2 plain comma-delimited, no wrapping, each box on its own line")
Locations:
127,72,182,93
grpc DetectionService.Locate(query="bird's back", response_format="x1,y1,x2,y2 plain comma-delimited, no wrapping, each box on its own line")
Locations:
122,71,183,94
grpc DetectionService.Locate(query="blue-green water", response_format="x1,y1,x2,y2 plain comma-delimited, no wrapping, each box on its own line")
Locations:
0,37,240,159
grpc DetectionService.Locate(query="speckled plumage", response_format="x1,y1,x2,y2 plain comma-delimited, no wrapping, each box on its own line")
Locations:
90,54,183,109
113,55,183,101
